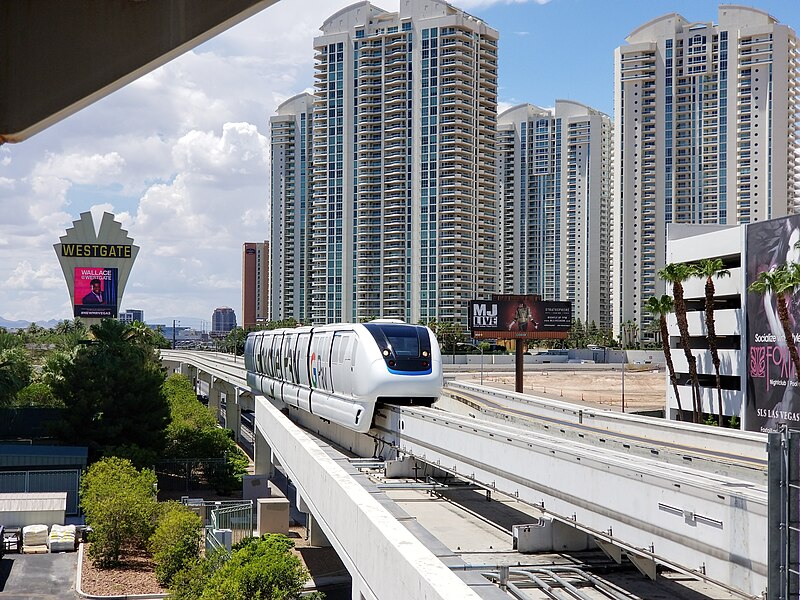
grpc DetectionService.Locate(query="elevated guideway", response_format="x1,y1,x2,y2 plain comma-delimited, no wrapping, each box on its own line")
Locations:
161,350,769,599
442,381,767,484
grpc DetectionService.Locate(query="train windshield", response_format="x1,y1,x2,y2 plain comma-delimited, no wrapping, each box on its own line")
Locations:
365,323,424,357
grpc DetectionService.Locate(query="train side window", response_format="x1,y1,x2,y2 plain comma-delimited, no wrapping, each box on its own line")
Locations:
274,335,283,379
297,333,311,385
351,339,358,368
331,335,343,365
254,335,263,373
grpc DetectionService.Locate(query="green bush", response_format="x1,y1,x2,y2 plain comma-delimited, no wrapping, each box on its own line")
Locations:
200,534,320,600
80,457,158,567
150,502,203,586
168,550,228,600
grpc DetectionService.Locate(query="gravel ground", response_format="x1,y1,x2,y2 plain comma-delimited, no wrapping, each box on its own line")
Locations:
79,545,165,596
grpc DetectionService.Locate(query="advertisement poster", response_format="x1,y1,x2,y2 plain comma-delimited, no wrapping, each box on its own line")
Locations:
73,267,118,318
470,298,572,339
745,214,800,432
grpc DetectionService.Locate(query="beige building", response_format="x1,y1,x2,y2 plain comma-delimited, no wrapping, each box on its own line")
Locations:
613,6,799,340
498,100,612,330
309,0,498,326
269,93,314,323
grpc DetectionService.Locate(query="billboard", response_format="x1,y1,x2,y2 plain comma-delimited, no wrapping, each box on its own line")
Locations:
55,212,138,324
73,267,118,318
470,297,572,339
745,214,800,433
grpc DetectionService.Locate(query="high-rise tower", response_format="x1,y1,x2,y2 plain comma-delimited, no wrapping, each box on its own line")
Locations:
269,93,314,323
309,0,499,326
498,101,613,330
613,6,799,339
242,241,270,328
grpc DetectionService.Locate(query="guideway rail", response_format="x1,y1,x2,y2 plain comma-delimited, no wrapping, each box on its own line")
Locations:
388,404,767,598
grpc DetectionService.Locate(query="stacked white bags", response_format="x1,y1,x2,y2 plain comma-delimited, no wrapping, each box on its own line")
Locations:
48,524,76,552
22,524,48,549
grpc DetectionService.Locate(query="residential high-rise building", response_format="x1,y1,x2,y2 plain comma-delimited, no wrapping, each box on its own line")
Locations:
211,307,237,336
119,309,144,324
269,93,314,323
242,241,270,328
309,0,499,326
613,6,799,340
498,101,613,330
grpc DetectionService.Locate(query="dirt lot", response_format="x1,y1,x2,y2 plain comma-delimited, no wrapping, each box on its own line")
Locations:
459,366,666,414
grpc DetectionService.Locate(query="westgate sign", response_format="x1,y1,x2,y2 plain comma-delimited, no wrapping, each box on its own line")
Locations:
54,212,139,322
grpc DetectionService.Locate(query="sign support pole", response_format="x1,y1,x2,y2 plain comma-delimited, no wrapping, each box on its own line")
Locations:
515,342,524,393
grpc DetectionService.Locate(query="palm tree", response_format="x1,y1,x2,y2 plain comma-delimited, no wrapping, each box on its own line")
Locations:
691,259,730,426
749,263,800,381
645,295,684,420
659,262,701,423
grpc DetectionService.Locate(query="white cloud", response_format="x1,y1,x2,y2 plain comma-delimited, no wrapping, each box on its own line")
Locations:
5,261,64,291
2,0,538,323
33,151,125,185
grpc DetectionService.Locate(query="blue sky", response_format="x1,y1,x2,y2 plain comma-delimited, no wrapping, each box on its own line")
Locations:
2,0,799,323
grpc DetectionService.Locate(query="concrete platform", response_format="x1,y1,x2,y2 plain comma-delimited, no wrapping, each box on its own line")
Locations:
380,480,743,600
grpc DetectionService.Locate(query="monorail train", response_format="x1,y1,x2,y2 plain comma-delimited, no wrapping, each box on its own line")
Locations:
244,319,442,433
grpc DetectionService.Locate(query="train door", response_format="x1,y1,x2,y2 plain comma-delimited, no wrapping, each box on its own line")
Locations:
331,331,354,396
296,331,312,412
281,333,297,407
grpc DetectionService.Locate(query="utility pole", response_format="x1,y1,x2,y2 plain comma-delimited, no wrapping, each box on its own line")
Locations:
172,319,179,349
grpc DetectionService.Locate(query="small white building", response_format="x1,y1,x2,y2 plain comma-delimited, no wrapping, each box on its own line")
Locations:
0,492,67,528
665,223,745,423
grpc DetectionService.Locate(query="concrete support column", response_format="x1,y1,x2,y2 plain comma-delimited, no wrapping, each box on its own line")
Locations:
351,578,377,600
226,384,242,443
209,376,222,424
307,513,331,548
254,427,274,478
196,370,211,399
180,363,197,387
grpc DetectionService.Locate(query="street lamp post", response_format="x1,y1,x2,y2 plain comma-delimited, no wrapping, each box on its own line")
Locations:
462,342,485,386
172,319,179,349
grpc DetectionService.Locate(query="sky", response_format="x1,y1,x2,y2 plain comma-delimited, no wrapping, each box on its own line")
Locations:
3,0,800,325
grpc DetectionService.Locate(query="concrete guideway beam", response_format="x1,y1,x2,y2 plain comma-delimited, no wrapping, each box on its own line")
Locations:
0,0,280,143
389,406,768,598
253,395,487,600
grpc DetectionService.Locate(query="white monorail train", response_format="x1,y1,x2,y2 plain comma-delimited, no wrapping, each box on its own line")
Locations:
244,320,442,433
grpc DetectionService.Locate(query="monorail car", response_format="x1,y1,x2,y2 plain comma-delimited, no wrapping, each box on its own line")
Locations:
244,320,442,433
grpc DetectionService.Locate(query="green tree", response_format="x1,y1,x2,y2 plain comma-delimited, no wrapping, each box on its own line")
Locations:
223,327,247,355
420,319,465,354
168,550,228,600
13,382,63,408
199,534,320,600
0,347,33,406
80,457,158,568
150,502,203,586
749,264,800,381
645,295,684,420
53,319,89,351
52,319,170,462
163,374,249,493
691,258,731,426
659,263,701,423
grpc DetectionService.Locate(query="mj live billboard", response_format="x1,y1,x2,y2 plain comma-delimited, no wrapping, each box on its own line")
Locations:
469,296,572,340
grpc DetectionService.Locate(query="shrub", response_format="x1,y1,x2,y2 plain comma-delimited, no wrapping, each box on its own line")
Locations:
168,549,228,600
200,534,320,600
80,457,158,567
150,502,203,586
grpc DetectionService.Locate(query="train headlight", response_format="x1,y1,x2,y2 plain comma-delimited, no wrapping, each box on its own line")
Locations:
382,349,390,357
422,350,429,357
